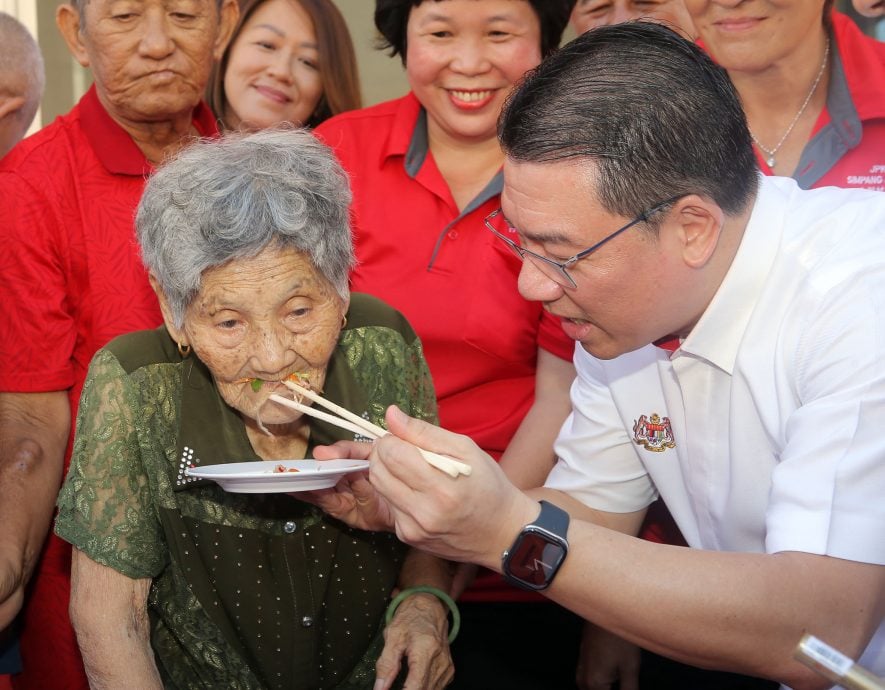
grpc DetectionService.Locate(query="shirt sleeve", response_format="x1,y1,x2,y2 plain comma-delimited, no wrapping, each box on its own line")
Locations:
55,348,168,579
0,170,78,392
537,309,577,362
546,345,657,512
765,269,885,564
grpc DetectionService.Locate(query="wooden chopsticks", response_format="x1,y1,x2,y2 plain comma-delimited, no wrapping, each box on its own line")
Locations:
268,380,472,478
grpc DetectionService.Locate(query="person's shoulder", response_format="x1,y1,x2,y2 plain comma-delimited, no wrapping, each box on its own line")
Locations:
832,12,885,73
319,96,408,129
314,95,416,148
344,293,420,342
101,327,180,375
765,176,885,218
762,179,885,272
0,106,83,178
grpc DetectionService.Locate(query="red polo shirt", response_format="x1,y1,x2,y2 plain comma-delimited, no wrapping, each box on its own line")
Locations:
317,94,575,605
316,94,574,461
0,86,217,690
0,85,217,417
759,12,885,191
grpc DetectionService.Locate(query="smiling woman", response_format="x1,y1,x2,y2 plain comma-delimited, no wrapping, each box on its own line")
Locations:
206,0,361,129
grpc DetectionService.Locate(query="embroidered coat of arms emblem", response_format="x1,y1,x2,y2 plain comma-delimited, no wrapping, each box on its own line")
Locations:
632,413,676,452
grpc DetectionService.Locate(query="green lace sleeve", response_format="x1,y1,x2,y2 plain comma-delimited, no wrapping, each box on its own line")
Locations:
340,326,438,427
55,348,167,579
400,335,437,424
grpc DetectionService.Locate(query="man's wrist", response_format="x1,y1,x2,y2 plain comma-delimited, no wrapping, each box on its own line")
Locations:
491,493,542,574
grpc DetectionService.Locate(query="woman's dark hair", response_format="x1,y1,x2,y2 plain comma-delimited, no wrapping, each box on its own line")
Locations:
374,0,575,63
206,0,362,130
823,0,836,31
499,22,758,221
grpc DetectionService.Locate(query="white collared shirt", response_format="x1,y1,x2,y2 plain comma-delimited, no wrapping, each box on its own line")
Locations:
546,176,885,676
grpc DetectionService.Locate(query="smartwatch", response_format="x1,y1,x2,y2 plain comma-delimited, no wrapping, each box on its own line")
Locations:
501,500,570,591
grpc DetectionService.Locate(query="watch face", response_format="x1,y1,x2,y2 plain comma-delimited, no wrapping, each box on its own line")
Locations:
505,528,567,590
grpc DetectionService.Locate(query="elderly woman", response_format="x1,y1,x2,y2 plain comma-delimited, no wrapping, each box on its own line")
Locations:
54,129,454,690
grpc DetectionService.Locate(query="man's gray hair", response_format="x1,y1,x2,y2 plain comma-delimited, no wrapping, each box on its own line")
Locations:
137,128,355,328
0,13,45,124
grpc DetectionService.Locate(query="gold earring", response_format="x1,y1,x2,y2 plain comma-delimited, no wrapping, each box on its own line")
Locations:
177,342,191,358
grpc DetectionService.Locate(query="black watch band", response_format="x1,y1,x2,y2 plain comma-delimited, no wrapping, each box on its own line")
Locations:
501,500,570,591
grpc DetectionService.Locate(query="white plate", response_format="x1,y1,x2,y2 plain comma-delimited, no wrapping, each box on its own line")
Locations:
185,459,369,493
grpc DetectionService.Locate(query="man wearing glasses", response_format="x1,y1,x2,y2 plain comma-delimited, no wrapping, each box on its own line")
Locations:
310,22,885,690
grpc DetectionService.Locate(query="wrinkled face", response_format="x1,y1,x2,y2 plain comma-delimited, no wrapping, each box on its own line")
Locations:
223,0,324,130
405,0,542,145
501,158,687,360
77,0,230,122
683,0,827,71
180,245,347,427
571,0,695,37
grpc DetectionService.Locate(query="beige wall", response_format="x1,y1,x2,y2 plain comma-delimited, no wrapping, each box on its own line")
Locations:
332,0,409,107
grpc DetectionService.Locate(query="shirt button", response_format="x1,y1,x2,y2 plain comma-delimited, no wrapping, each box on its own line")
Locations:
448,230,458,239
301,616,314,628
283,521,297,534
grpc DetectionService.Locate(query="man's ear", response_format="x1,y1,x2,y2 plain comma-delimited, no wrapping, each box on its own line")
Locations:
0,96,26,121
56,4,91,68
667,195,725,269
148,274,189,346
213,0,241,61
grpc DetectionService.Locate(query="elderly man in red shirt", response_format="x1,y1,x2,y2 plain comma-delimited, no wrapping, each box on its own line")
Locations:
0,2,238,688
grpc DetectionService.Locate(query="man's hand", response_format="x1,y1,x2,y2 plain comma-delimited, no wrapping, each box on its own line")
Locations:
299,440,395,532
369,406,538,569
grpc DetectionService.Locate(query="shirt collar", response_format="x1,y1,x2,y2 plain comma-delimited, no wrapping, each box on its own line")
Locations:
677,175,785,374
383,93,505,203
79,84,220,177
382,92,423,167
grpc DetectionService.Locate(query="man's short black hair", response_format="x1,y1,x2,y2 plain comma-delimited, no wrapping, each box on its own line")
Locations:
500,21,759,221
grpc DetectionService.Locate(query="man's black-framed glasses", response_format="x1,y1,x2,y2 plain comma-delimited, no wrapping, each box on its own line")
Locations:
483,196,681,289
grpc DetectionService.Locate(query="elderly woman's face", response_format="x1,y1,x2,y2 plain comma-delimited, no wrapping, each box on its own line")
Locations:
180,244,347,427
71,0,236,123
405,0,542,145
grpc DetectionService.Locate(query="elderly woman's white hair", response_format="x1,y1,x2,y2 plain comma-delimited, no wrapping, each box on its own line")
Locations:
137,127,355,327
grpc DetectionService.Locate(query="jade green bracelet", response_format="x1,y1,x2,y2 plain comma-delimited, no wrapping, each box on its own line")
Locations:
384,585,461,643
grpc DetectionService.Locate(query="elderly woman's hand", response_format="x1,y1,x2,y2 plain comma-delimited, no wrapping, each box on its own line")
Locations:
299,441,395,532
374,591,454,690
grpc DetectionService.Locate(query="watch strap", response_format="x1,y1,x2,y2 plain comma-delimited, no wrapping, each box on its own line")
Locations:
535,500,569,536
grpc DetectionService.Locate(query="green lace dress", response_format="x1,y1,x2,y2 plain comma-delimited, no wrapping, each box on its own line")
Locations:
56,294,437,690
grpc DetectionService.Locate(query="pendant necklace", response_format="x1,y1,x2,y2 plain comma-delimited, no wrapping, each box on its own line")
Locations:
747,39,830,169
